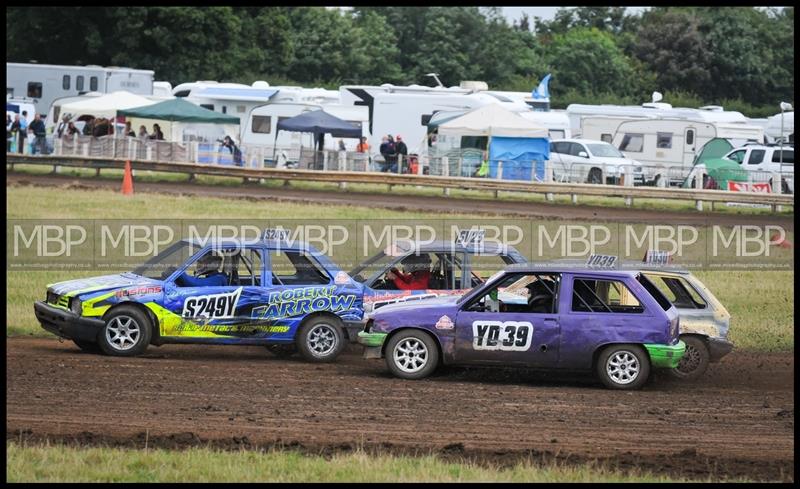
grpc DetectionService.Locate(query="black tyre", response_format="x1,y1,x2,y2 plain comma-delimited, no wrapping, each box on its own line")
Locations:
668,336,710,381
587,168,602,184
596,344,650,390
265,343,298,358
97,305,152,357
296,316,345,363
72,339,102,353
385,329,439,380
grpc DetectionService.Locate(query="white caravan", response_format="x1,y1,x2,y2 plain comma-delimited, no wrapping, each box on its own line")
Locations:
580,115,764,185
748,112,794,143
176,81,339,127
6,62,154,117
241,102,368,152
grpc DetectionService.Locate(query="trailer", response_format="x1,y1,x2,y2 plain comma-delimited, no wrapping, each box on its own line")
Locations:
6,62,154,118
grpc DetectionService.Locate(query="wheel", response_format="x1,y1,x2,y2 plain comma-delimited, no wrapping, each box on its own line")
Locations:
97,305,152,356
596,344,650,390
668,336,710,381
265,343,298,358
385,329,439,380
296,316,345,363
72,339,102,353
587,168,602,184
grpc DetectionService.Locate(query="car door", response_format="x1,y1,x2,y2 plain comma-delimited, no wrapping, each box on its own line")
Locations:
164,246,267,339
453,272,561,367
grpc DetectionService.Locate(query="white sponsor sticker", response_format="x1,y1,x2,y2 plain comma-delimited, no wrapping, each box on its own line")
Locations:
182,287,242,319
435,315,454,330
263,228,290,241
457,228,485,247
472,320,533,351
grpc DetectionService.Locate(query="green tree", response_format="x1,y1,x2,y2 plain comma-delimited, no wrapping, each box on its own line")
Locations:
286,7,359,84
546,28,640,97
349,10,402,84
632,9,712,97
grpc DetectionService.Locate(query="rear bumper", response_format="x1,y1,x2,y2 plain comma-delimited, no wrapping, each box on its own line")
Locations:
34,301,105,342
644,341,686,369
707,337,734,362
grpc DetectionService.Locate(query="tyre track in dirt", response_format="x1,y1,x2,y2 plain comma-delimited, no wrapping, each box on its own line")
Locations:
6,338,794,481
6,172,794,227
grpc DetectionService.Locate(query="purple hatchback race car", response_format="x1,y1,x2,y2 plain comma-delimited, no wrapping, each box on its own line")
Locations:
358,265,685,390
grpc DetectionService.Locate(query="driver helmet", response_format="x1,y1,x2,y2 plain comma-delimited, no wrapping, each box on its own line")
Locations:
196,252,223,275
403,253,431,273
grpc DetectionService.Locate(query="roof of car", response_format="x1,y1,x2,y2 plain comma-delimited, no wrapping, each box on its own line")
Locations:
393,239,519,254
502,263,641,277
551,138,611,144
181,237,320,252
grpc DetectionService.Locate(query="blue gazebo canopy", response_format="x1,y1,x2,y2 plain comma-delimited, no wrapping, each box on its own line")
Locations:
276,109,362,138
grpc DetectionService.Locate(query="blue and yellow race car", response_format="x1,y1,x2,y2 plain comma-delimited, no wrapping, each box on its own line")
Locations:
35,235,365,362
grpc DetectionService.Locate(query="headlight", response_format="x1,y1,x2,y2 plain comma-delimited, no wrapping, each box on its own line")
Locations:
70,298,82,316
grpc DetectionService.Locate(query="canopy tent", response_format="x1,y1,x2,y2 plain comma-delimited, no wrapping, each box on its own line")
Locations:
117,98,239,124
59,91,156,120
692,137,734,166
275,109,362,168
116,98,239,144
276,109,362,138
437,104,549,138
437,104,550,181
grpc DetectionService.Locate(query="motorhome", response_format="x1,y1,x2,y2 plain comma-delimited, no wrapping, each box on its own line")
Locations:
6,62,154,117
580,115,764,185
566,101,754,137
749,112,794,143
240,102,368,154
175,81,339,127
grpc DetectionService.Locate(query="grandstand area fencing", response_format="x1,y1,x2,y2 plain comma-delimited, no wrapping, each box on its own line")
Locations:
39,134,794,195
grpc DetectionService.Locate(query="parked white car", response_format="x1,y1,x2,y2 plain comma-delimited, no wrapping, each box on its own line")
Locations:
549,138,644,185
684,144,794,193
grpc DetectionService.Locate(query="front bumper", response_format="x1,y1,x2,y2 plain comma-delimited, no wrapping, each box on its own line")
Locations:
707,337,734,362
644,340,686,369
34,301,105,341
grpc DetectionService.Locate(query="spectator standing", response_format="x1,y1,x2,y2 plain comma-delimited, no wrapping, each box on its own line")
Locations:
9,114,21,152
378,136,390,172
124,121,135,137
395,135,408,172
82,118,95,136
386,134,398,172
149,123,164,140
356,136,370,154
219,135,243,166
55,114,70,138
338,139,346,152
17,111,28,153
137,125,148,139
66,121,80,137
29,113,48,155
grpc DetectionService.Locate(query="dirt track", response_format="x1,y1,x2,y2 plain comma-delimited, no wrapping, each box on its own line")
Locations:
6,338,793,481
7,172,794,227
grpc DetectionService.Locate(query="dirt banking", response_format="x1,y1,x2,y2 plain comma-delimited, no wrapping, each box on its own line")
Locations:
6,338,794,481
6,172,794,227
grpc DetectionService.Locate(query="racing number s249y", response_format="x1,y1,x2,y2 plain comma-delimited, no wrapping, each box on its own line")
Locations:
358,266,686,389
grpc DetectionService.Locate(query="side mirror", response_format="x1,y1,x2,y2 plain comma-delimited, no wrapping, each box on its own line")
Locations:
578,151,589,158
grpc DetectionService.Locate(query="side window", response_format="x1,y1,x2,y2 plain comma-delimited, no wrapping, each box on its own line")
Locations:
600,133,612,143
221,106,227,114
771,150,794,164
430,252,465,290
270,251,330,285
642,274,706,309
175,249,228,288
656,132,672,149
90,76,98,91
619,134,643,152
747,149,766,165
552,142,569,154
252,115,272,134
468,254,519,286
200,104,214,111
232,248,263,286
727,150,746,164
686,129,695,146
27,82,43,98
76,76,84,92
569,143,585,156
571,278,643,313
62,75,71,90
468,273,560,314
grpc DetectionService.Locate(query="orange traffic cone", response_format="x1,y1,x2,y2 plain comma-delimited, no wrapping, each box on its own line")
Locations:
121,160,134,196
770,232,792,249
